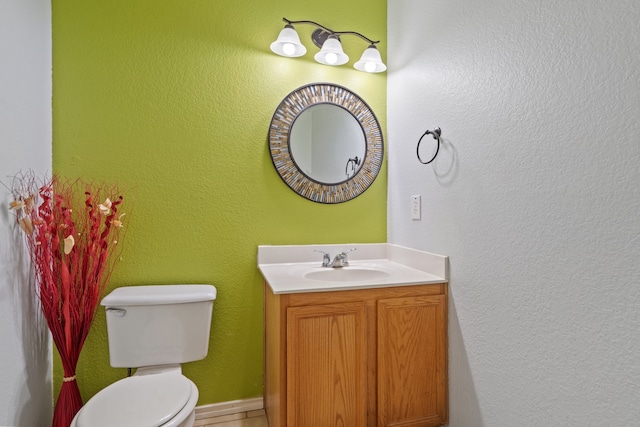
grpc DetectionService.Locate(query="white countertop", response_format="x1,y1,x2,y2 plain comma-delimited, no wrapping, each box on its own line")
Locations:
258,243,448,294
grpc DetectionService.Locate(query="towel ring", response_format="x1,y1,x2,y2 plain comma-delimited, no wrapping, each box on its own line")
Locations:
416,127,441,165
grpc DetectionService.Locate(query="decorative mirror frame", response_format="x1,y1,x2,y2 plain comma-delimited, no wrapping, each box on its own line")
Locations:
269,83,384,204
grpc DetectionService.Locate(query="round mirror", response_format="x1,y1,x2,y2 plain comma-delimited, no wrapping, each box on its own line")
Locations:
269,83,383,204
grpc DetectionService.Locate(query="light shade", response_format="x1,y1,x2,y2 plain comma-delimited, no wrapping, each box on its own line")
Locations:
354,44,387,73
270,24,307,57
314,35,349,66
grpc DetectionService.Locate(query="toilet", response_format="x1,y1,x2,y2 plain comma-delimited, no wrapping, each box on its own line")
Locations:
71,284,217,427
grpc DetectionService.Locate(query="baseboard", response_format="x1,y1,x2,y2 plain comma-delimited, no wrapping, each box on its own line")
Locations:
194,397,264,420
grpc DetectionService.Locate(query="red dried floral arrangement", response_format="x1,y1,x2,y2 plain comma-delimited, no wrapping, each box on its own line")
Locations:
9,171,126,427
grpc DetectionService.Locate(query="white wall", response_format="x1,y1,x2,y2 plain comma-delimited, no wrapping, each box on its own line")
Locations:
388,0,640,425
0,0,52,425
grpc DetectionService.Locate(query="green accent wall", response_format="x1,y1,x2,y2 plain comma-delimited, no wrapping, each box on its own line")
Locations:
52,0,386,405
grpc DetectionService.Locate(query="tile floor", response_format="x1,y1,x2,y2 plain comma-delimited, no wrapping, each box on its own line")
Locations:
194,409,268,427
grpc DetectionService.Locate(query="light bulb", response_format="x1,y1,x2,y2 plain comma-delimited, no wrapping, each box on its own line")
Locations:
364,62,376,73
325,52,338,65
282,43,296,56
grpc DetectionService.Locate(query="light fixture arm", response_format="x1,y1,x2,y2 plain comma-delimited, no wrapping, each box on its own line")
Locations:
282,17,380,45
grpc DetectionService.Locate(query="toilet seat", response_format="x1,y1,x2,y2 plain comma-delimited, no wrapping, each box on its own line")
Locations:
75,373,194,427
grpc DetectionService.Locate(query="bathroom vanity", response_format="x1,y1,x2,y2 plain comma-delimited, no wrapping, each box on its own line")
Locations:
259,244,449,427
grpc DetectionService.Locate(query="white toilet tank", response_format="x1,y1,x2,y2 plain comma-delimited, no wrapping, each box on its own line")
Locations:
100,284,217,368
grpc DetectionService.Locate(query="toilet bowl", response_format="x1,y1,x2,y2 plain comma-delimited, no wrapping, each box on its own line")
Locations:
70,370,199,427
70,369,199,427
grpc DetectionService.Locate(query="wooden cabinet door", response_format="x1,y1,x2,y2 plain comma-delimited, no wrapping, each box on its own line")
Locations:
377,295,447,427
287,302,368,427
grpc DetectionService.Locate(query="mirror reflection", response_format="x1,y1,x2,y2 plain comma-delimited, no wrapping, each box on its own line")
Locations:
290,104,366,184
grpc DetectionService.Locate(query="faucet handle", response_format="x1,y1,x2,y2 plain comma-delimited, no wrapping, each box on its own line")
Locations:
340,248,358,265
314,250,331,267
337,248,357,267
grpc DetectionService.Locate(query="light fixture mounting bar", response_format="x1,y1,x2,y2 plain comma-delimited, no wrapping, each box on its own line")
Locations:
282,17,380,45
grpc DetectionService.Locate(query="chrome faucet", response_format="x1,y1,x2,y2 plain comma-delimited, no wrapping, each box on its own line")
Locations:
331,252,349,268
315,248,357,268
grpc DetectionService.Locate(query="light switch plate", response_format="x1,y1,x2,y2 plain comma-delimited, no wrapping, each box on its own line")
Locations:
411,195,421,220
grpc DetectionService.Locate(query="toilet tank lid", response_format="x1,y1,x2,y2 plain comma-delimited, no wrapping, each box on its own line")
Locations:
101,284,217,306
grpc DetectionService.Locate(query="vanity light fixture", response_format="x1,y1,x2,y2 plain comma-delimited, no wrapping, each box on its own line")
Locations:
270,17,386,73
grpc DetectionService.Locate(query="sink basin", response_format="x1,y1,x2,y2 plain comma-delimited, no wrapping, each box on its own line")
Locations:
304,267,391,282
